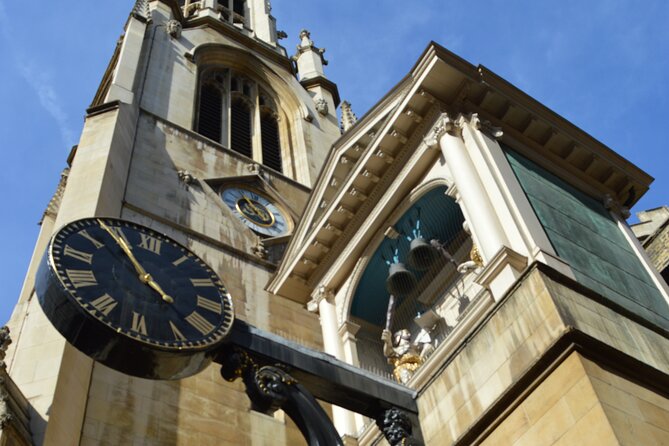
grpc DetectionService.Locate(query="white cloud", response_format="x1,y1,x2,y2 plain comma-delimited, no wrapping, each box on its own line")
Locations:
0,0,75,147
18,62,75,145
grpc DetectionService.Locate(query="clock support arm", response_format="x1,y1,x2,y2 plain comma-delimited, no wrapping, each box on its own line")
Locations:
217,321,424,446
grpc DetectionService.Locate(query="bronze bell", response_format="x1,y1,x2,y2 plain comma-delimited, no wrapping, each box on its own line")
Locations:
386,263,417,296
407,237,439,271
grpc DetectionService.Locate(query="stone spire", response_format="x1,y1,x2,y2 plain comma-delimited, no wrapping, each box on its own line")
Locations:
340,101,358,132
293,29,328,80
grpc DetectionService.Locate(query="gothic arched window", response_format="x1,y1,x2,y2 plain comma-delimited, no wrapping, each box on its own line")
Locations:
259,92,282,173
196,68,285,174
216,0,247,26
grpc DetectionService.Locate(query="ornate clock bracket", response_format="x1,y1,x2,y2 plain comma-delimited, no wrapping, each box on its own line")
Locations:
217,321,425,446
219,345,344,446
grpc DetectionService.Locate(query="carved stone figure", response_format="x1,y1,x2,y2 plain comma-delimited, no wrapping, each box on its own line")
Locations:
315,98,329,116
167,20,183,39
381,328,434,384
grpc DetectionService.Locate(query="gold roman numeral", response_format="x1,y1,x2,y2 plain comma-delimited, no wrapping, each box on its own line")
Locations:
110,226,131,247
66,269,98,288
138,234,162,255
197,295,222,314
169,321,187,341
131,312,148,335
63,245,94,265
90,294,118,316
172,255,189,266
78,230,104,249
185,311,215,335
190,278,215,287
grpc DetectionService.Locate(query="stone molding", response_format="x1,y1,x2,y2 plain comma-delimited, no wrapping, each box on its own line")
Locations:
476,246,528,286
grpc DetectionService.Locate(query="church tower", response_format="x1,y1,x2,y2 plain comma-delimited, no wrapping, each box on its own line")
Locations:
4,1,341,444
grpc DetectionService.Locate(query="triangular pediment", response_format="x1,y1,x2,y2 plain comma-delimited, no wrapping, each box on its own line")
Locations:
269,42,654,304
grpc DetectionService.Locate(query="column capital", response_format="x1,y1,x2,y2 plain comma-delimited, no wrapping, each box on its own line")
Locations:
306,285,335,313
469,113,504,140
424,113,460,148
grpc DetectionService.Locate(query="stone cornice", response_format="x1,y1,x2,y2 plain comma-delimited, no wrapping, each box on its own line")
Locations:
300,76,341,108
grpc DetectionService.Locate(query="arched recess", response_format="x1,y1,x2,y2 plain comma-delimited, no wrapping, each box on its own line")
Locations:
341,180,476,379
191,44,310,179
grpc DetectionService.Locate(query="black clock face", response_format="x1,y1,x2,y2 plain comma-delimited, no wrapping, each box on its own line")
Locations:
49,219,234,350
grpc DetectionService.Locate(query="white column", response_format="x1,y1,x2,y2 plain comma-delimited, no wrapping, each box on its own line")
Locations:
307,286,357,437
431,113,508,262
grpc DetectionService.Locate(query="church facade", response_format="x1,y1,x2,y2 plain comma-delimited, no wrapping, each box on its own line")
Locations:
2,1,669,445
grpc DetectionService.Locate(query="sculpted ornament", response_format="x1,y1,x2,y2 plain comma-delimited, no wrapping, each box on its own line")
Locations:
376,408,420,446
167,20,182,39
423,113,458,148
315,98,329,116
382,296,434,384
469,113,503,139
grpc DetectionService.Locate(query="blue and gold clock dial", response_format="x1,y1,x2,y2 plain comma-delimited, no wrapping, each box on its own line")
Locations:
221,187,290,237
36,218,235,379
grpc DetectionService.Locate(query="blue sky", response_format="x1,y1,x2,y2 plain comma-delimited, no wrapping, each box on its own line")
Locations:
1,0,668,325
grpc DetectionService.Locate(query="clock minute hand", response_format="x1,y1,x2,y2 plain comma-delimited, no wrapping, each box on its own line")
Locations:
97,219,174,304
242,196,270,222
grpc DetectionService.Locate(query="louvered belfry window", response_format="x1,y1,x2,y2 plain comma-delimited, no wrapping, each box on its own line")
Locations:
196,68,286,173
261,110,282,173
197,83,223,143
231,97,252,158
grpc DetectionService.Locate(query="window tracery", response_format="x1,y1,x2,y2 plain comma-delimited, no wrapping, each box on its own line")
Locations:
196,68,284,174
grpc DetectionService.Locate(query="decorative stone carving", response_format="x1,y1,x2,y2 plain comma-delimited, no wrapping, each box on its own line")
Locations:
469,113,503,139
602,194,632,219
166,20,182,39
177,170,195,185
376,408,420,446
0,327,10,371
252,239,267,260
247,163,262,175
277,30,288,40
423,113,458,148
315,98,329,116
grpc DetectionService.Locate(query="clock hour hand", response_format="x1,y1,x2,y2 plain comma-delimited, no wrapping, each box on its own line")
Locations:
97,219,174,304
242,196,271,222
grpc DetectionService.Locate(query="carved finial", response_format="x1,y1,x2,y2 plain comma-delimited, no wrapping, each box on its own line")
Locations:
293,29,328,78
42,168,70,224
340,101,358,132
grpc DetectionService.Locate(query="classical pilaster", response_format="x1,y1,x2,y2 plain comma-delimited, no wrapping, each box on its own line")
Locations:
308,286,357,437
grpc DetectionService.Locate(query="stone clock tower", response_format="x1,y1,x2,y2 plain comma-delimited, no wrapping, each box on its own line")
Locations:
4,0,341,444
